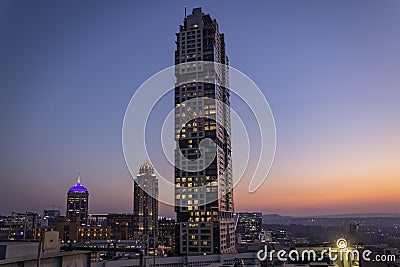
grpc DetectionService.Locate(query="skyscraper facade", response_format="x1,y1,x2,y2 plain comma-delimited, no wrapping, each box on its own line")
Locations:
234,212,263,243
133,161,159,249
66,175,89,225
158,217,176,254
174,7,235,255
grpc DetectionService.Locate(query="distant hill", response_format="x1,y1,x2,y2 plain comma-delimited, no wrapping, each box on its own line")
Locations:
263,213,400,219
310,213,400,218
262,213,400,227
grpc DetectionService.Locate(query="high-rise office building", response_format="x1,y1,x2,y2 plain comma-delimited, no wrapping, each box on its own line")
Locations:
66,175,89,225
107,213,135,240
174,7,235,255
41,209,61,228
158,217,176,253
234,212,262,243
133,161,158,249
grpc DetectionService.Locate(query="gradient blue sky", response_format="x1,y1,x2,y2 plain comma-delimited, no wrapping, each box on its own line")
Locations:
1,0,399,216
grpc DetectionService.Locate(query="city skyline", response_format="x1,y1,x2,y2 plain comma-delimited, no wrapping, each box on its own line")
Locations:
1,1,399,217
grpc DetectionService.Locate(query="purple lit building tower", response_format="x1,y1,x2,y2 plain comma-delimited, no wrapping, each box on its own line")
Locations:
66,174,89,225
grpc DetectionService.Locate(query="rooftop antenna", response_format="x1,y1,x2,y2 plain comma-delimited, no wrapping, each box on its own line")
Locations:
77,172,81,184
184,5,187,19
48,205,62,212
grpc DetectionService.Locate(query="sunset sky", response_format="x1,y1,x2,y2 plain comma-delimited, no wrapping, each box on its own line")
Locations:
1,0,399,217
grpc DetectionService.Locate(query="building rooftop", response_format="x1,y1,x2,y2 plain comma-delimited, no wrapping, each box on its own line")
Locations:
138,160,154,175
68,174,88,193
69,183,88,193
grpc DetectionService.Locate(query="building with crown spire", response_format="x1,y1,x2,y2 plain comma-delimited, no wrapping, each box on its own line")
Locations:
66,174,89,226
133,161,158,252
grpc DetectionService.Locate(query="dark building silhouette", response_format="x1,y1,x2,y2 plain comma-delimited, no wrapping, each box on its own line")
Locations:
0,212,38,240
174,7,235,255
52,216,109,242
158,217,176,254
107,213,135,240
41,209,60,228
234,212,262,243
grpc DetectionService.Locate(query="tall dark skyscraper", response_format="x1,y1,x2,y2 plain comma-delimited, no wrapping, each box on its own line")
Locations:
133,161,158,247
174,7,235,255
66,175,89,225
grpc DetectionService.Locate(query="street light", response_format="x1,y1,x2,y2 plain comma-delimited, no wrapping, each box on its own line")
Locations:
141,234,157,267
181,223,189,267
